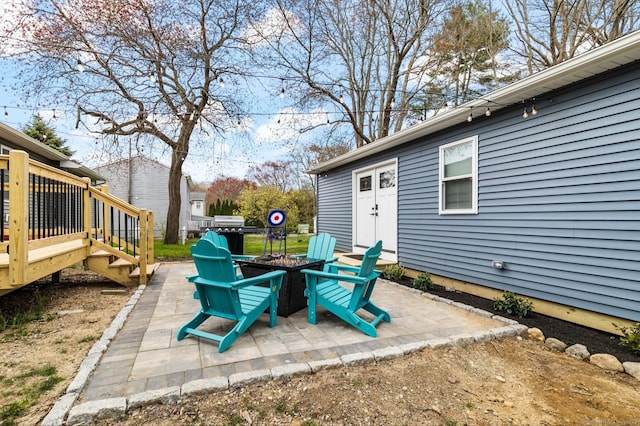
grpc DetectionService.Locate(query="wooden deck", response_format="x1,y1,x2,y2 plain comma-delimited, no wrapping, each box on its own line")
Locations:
1,150,156,296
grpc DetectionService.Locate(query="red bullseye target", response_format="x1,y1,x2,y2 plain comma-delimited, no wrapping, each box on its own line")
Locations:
267,209,286,227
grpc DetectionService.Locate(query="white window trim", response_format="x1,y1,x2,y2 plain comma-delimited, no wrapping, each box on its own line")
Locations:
438,135,478,215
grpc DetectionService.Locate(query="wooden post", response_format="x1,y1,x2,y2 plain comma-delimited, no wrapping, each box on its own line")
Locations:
139,209,147,285
8,150,29,286
147,210,154,265
82,177,92,255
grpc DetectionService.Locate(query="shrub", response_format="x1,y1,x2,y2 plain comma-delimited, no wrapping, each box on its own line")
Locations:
382,264,405,281
412,272,434,291
616,322,640,355
493,291,534,318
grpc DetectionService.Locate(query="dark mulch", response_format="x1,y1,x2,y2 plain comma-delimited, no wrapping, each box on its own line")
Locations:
392,277,640,364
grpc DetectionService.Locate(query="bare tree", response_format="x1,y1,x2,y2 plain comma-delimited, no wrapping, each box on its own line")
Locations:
287,139,352,192
248,160,293,192
248,0,450,147
9,0,253,243
505,0,640,73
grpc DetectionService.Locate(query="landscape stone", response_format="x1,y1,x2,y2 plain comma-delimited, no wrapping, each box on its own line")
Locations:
545,337,567,352
589,353,624,372
622,362,640,381
565,344,590,360
527,328,545,341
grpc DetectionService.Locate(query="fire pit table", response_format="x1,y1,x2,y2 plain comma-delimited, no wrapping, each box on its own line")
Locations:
236,256,325,317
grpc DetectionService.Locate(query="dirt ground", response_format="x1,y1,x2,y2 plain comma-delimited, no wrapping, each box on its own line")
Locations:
1,268,640,425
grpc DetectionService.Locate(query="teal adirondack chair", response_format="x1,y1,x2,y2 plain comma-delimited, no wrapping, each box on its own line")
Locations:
301,240,390,337
178,238,286,352
187,231,252,294
294,232,338,271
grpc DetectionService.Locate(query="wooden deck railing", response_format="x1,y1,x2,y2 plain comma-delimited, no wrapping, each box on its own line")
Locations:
1,150,154,294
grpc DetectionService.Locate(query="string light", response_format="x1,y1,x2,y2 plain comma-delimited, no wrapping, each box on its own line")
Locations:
467,111,473,122
531,104,537,115
77,59,85,73
3,107,7,119
219,77,224,88
149,72,156,83
485,107,491,117
522,107,528,118
52,109,57,121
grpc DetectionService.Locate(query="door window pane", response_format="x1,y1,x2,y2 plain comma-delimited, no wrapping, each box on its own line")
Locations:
360,176,372,192
379,170,395,189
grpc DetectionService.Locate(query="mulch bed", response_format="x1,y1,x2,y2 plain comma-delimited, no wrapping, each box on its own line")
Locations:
391,277,640,364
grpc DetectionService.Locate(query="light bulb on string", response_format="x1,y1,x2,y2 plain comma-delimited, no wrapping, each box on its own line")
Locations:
3,107,7,119
467,112,473,122
77,60,85,73
52,109,57,121
531,104,537,115
522,107,528,118
149,72,156,83
485,107,491,117
219,77,224,88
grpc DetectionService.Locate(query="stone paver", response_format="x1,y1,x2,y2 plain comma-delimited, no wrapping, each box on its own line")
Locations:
45,261,521,425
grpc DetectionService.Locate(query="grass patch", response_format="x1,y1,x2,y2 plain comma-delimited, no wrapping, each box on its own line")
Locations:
0,292,47,333
78,335,99,343
154,233,313,260
0,364,64,424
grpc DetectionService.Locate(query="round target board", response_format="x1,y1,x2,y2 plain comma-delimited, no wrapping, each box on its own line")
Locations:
267,209,286,227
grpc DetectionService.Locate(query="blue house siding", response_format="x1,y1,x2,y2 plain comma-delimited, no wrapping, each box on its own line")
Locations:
317,59,640,322
316,171,353,252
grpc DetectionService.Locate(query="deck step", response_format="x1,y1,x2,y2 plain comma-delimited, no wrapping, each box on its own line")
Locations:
130,263,160,278
110,258,133,268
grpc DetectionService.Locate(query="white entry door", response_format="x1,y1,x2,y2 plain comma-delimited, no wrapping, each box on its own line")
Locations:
354,161,397,261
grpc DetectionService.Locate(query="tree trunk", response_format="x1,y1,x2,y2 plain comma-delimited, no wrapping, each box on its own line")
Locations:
164,137,189,244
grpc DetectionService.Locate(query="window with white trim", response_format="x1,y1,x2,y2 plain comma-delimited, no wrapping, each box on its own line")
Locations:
439,136,478,214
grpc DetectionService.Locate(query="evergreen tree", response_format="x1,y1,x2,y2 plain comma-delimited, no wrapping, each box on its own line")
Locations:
22,115,75,157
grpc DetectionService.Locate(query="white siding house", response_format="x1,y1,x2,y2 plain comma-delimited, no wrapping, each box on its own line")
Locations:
95,155,191,239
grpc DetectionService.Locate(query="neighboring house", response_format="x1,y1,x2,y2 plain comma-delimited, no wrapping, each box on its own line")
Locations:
307,31,640,330
94,155,191,239
190,192,206,217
